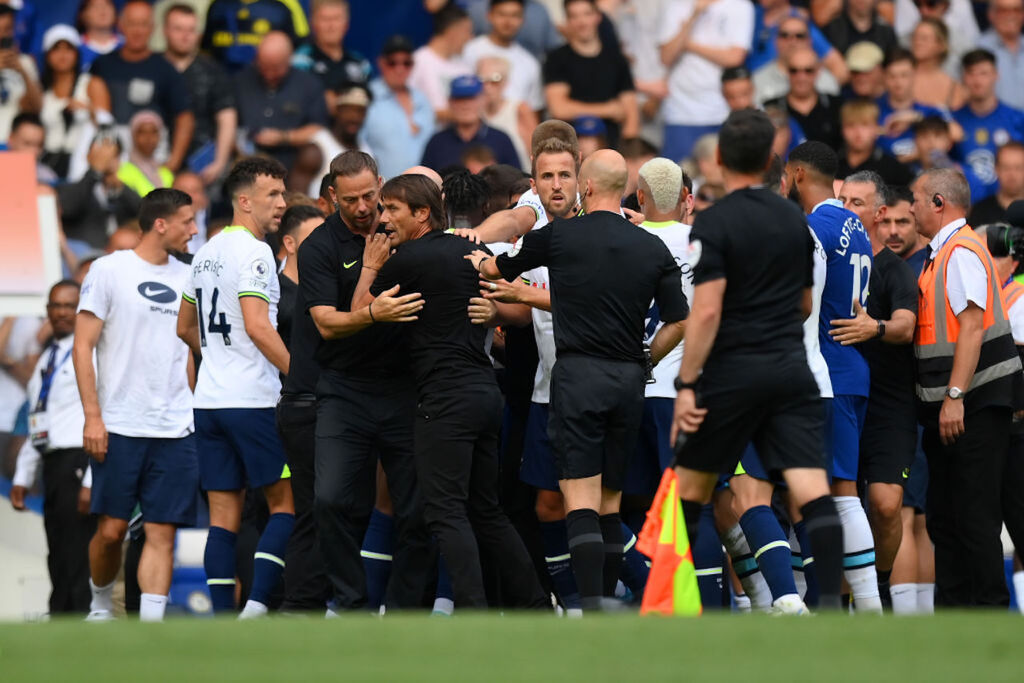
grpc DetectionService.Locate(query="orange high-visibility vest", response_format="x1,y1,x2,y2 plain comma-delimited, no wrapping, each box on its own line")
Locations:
915,224,1020,408
1003,279,1024,313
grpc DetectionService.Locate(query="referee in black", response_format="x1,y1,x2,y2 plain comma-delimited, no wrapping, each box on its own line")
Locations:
473,149,689,612
670,109,846,610
297,151,433,612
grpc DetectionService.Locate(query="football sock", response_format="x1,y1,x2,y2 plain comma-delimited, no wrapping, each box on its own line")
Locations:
620,523,649,600
788,526,807,600
565,508,604,611
249,512,294,606
721,523,773,611
740,505,799,602
692,505,724,608
680,499,703,549
799,495,844,610
877,568,893,610
539,519,581,609
434,554,454,614
890,583,918,614
793,521,819,606
834,496,882,613
204,526,238,613
139,593,167,622
916,582,935,614
360,509,394,610
89,578,115,613
599,514,624,597
1014,571,1024,615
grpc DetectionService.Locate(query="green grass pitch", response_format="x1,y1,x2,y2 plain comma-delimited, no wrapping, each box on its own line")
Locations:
2,612,1023,681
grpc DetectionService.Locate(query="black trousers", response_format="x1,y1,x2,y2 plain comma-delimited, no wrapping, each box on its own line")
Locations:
42,448,95,614
314,371,434,610
276,395,331,611
923,405,1010,607
1003,432,1024,557
415,384,548,609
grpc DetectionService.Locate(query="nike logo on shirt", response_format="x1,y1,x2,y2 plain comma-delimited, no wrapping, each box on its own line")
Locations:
343,261,358,269
144,286,169,296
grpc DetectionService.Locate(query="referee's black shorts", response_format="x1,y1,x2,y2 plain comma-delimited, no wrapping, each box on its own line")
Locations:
676,352,825,476
859,401,917,487
548,354,645,490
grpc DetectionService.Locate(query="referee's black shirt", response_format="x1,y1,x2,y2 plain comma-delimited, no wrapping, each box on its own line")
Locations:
370,231,494,394
861,247,918,413
495,210,688,363
297,212,408,378
690,187,814,365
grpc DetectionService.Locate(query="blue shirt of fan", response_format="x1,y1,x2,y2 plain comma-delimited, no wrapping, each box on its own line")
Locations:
875,97,945,159
747,4,832,71
952,102,1024,202
808,199,872,397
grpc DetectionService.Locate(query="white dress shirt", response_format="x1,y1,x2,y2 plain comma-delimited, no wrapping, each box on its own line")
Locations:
11,334,89,488
927,218,988,317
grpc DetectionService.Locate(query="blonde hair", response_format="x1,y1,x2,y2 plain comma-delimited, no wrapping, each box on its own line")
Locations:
638,158,683,213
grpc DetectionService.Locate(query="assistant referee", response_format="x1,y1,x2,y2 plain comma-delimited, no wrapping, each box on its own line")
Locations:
472,150,689,612
670,109,846,610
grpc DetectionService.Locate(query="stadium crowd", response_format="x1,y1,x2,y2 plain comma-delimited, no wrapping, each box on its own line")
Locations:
3,0,1024,619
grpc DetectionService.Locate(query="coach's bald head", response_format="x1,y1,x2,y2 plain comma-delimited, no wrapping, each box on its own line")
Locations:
402,165,443,190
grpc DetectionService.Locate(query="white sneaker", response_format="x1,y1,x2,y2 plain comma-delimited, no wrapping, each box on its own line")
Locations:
85,609,115,622
771,594,810,616
238,600,268,620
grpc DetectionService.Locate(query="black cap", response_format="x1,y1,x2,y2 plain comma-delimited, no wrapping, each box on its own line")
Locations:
380,35,414,57
721,66,752,84
1007,200,1024,230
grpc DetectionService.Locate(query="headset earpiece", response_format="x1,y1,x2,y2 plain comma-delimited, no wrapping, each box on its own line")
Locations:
932,194,943,208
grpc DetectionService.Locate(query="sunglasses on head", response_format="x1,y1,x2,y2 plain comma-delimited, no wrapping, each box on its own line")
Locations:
779,31,808,39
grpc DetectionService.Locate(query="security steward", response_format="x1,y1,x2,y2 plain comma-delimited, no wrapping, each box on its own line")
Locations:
297,150,433,612
910,168,1022,607
472,149,689,612
670,109,846,611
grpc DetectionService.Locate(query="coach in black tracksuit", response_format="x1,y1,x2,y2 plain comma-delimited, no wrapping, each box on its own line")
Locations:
474,150,689,612
353,174,548,609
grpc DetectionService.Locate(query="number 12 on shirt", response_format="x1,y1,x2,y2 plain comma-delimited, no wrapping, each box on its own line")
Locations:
849,254,871,316
195,287,232,347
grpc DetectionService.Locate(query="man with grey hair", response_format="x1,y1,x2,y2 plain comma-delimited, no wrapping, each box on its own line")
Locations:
836,170,921,611
910,167,1020,607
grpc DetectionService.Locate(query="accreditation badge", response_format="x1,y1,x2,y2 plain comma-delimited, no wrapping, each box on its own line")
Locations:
29,410,50,451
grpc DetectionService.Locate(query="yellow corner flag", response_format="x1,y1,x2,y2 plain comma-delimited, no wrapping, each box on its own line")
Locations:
636,468,702,616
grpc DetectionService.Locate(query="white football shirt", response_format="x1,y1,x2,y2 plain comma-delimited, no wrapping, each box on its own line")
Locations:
806,228,834,399
639,221,693,399
183,226,281,409
514,189,557,405
78,249,193,438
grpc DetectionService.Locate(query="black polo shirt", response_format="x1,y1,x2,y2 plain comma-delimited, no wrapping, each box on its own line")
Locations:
281,268,320,395
297,213,407,379
370,231,494,394
767,93,842,150
294,43,371,92
495,211,688,363
836,147,914,188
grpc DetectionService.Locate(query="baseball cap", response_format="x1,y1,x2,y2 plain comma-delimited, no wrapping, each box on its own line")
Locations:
573,116,606,138
380,34,414,57
450,74,482,99
43,24,81,53
846,41,884,73
336,86,371,108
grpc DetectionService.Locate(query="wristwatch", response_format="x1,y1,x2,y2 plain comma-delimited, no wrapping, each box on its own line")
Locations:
946,386,964,400
674,377,699,392
876,320,886,339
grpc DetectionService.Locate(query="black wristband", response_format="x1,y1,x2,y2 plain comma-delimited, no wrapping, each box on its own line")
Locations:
674,377,699,392
876,320,886,339
368,301,376,323
477,256,492,271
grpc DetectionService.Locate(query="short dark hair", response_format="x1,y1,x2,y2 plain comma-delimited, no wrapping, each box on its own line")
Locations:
0,5,14,20
318,173,333,201
163,2,195,21
884,185,914,206
717,109,774,174
997,141,1024,165
961,48,996,70
563,0,597,9
680,169,693,193
380,174,445,231
280,204,325,238
443,169,491,220
433,2,469,35
490,0,524,7
49,278,81,298
788,140,838,180
721,66,752,84
912,114,950,137
884,46,915,69
11,112,44,135
224,157,287,202
763,153,785,193
138,188,192,233
329,150,378,183
619,137,658,160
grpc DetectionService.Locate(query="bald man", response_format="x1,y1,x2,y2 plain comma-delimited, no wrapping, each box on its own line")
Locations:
402,166,444,189
235,31,329,170
470,149,689,612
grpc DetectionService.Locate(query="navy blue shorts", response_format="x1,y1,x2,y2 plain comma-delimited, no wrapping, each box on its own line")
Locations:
734,399,835,485
195,408,289,491
902,427,928,513
624,398,674,496
90,433,198,525
520,402,559,492
830,394,867,482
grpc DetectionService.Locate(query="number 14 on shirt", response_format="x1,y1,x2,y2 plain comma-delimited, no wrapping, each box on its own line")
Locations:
196,287,232,347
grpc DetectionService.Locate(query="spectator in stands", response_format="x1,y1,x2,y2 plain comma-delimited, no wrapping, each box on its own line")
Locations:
977,0,1024,112
721,66,756,112
574,115,606,160
913,114,961,173
202,0,310,73
409,3,474,124
56,134,140,250
968,142,1024,226
844,41,886,100
39,25,111,181
620,136,657,209
546,0,638,148
766,46,843,149
463,0,545,115
895,0,978,73
657,0,752,161
76,0,121,70
90,1,194,173
753,15,841,106
464,0,563,60
162,3,236,186
421,74,519,171
235,31,329,171
823,0,897,56
117,110,172,198
173,171,210,252
293,0,371,103
748,0,848,85
0,4,40,142
836,98,914,186
477,55,535,170
910,17,965,110
878,47,959,162
361,35,435,179
309,85,374,188
953,49,1024,202
8,112,57,186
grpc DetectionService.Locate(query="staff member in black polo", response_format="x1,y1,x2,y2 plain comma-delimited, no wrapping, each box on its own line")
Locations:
670,109,846,610
351,174,548,610
472,149,689,612
297,150,433,613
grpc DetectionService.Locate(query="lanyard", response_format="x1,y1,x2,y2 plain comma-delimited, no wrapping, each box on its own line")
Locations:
35,345,72,412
